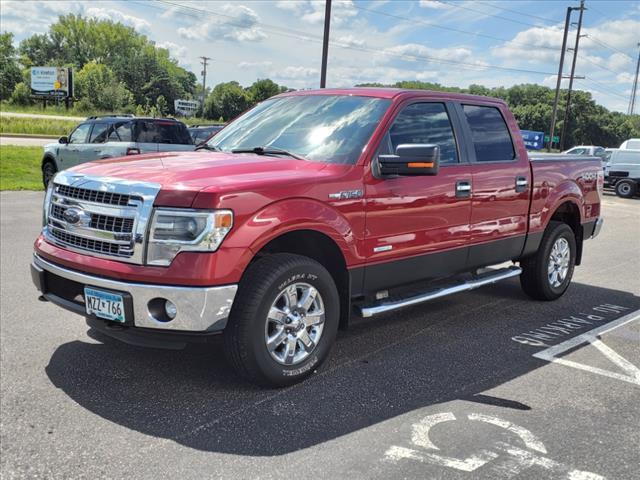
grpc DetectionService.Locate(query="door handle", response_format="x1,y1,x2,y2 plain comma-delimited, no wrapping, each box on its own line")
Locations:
515,176,528,192
456,180,472,198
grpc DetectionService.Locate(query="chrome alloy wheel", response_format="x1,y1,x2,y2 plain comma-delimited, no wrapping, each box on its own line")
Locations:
548,237,570,288
264,282,325,365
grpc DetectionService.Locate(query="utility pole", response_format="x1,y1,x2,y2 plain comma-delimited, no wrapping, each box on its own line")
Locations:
560,0,586,151
320,0,332,88
628,42,640,115
548,6,573,152
199,56,211,116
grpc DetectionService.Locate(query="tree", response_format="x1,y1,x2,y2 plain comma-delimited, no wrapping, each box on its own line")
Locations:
204,81,252,120
0,32,23,100
74,61,132,111
9,82,31,105
248,78,283,103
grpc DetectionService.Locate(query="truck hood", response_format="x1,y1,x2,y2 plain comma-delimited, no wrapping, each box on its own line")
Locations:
69,151,331,207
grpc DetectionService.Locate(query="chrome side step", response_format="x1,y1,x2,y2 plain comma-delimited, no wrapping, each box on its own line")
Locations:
357,266,522,318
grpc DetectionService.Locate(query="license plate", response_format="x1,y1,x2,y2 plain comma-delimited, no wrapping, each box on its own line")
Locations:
84,287,125,323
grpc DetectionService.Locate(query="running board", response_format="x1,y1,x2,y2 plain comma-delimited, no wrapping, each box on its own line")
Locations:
357,266,522,318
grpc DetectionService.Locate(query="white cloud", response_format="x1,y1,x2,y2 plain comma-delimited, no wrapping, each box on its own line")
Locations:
177,3,266,42
419,0,450,10
158,41,188,61
380,43,475,64
337,34,364,47
273,66,319,79
238,61,273,69
0,0,84,34
85,7,151,32
276,0,357,27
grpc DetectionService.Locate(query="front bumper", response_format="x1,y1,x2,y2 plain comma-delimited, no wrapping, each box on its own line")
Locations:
590,218,604,239
31,253,237,333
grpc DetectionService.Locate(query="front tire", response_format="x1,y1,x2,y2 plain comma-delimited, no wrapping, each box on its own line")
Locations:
42,161,57,188
615,179,636,199
223,253,340,387
520,221,576,301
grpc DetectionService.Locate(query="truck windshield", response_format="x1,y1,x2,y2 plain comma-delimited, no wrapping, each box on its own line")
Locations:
207,95,391,165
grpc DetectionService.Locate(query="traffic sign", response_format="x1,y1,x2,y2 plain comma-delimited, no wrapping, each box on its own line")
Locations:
544,135,560,143
520,130,545,150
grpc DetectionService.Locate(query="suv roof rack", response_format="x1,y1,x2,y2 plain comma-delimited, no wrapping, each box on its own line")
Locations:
85,114,135,120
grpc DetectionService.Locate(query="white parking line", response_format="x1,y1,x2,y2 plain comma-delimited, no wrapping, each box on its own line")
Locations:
533,309,640,386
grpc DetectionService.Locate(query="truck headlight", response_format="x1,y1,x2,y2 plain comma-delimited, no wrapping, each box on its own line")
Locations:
146,209,233,266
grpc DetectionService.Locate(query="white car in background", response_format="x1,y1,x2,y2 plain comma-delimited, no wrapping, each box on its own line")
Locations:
562,145,606,157
620,138,640,150
604,148,640,198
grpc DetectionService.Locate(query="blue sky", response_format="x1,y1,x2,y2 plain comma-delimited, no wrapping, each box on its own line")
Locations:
1,0,638,112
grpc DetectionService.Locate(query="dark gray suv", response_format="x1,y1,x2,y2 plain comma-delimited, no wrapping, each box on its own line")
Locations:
42,115,195,187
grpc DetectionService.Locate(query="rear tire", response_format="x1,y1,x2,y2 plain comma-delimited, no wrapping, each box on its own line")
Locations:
223,253,340,387
615,179,636,199
42,161,57,188
520,221,576,301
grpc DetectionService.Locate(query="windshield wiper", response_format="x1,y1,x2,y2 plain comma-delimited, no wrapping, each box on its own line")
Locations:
231,146,306,161
195,143,221,152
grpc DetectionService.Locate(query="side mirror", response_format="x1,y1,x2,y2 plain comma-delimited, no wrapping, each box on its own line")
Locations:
378,144,440,176
58,136,68,144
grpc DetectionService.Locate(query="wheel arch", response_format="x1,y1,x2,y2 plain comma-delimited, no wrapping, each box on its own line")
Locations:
548,200,584,265
250,229,352,330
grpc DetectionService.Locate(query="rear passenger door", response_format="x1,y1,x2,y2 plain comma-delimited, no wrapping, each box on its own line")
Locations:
457,103,531,268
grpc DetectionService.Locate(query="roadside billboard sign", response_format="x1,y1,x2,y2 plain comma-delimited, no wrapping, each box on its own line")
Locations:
30,67,73,98
174,99,200,116
520,130,545,150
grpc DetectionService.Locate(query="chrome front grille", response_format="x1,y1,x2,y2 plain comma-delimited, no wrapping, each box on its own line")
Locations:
43,172,161,264
55,184,137,206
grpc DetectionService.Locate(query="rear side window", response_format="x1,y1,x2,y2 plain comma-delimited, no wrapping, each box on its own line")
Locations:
89,123,110,143
388,103,458,164
463,105,515,162
107,122,133,142
134,121,193,145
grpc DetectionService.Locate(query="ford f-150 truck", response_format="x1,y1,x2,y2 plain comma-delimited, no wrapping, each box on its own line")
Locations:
31,88,604,387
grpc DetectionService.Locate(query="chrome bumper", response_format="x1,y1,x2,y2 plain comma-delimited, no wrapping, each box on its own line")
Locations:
31,254,237,332
591,218,604,239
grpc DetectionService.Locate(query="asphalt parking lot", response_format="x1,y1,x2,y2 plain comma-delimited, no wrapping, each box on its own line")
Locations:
1,191,638,480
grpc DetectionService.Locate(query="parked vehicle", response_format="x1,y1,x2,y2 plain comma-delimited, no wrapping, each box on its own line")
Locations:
31,88,604,387
562,145,606,157
604,148,640,198
188,124,224,144
41,115,194,187
620,138,640,150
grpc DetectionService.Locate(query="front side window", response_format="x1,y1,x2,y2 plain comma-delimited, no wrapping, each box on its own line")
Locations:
387,103,458,165
68,123,91,144
463,105,515,162
208,95,391,165
89,123,110,143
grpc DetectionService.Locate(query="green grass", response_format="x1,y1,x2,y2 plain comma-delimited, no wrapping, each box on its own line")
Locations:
0,117,78,136
0,101,104,118
0,146,44,190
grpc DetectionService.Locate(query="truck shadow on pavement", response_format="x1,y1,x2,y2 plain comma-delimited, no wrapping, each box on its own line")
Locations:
45,280,639,456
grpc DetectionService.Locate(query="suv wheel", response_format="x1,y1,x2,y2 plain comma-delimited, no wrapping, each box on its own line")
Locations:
223,253,340,387
615,179,636,199
520,221,576,301
42,161,57,188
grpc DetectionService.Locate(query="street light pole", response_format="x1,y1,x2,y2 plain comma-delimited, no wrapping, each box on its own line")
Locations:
320,0,332,88
628,43,640,115
548,6,573,152
560,0,586,151
199,56,211,116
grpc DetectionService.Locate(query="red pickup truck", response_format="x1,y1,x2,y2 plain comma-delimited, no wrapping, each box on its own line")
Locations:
32,88,604,386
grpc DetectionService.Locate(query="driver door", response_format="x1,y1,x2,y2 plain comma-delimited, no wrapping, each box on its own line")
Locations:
362,101,472,293
58,123,92,168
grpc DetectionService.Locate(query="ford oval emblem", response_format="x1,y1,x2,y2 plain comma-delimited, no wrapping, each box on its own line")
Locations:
63,207,91,226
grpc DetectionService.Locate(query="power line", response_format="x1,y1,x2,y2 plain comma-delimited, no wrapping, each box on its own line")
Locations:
152,0,558,77
586,35,634,60
581,78,629,101
467,1,559,25
435,0,544,28
352,4,559,52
